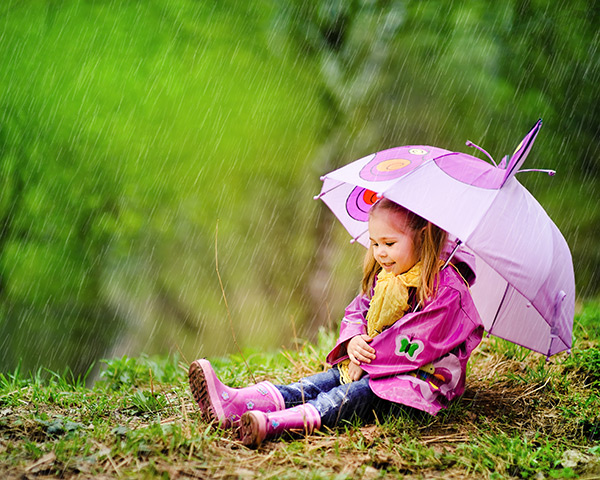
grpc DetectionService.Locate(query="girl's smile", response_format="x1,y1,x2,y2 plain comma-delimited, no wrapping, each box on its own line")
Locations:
368,208,419,276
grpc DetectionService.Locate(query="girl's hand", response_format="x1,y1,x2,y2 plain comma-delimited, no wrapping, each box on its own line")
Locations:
347,334,376,366
347,361,365,381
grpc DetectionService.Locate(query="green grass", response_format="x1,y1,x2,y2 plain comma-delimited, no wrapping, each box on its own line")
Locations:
1,305,600,478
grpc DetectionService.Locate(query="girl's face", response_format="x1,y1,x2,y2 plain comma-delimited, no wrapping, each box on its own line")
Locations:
368,208,420,276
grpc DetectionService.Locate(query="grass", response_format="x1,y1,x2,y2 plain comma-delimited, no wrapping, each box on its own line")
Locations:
1,305,600,479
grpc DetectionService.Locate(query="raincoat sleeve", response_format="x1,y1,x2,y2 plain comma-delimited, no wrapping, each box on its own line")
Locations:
359,275,482,379
326,293,371,365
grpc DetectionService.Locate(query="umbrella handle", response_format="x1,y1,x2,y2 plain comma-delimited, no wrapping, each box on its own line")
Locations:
414,239,462,313
442,239,463,270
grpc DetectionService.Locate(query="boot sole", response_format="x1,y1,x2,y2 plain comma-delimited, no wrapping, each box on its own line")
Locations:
240,412,266,448
188,359,224,426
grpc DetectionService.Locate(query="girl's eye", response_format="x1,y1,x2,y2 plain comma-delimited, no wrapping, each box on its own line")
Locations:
386,242,395,247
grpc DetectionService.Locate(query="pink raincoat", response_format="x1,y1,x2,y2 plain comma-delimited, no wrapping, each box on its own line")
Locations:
326,263,483,415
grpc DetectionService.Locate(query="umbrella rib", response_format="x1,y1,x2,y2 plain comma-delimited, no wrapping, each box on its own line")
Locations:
488,282,510,335
313,181,345,200
350,228,369,244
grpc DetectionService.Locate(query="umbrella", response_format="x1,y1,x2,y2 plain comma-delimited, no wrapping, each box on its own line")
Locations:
315,119,575,357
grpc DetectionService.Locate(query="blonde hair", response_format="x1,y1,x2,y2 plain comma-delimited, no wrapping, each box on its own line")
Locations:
361,199,447,305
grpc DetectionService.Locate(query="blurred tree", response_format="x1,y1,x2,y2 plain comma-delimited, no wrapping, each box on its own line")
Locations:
0,0,329,374
0,0,597,377
498,0,599,177
0,98,122,374
272,0,407,339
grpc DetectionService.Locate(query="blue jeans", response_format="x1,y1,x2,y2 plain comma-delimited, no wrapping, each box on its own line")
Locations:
275,367,408,428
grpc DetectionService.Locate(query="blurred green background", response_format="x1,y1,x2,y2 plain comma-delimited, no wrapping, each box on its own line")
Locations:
0,0,598,377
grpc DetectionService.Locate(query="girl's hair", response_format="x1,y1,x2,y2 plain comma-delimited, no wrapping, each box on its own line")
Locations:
361,198,448,305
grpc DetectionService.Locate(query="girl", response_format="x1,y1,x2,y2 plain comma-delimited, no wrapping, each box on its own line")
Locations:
189,198,483,448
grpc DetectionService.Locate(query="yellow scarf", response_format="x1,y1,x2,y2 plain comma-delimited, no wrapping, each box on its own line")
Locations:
339,262,422,384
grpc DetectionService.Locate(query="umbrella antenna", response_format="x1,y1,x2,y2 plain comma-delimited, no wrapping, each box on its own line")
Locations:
515,168,556,176
465,141,497,167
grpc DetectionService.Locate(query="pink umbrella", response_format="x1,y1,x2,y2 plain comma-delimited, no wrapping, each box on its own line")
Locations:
316,120,575,357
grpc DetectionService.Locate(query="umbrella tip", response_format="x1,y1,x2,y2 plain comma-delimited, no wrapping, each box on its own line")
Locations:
313,195,321,200
319,176,326,181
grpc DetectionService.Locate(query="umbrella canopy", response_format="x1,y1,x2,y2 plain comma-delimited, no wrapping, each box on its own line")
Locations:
316,120,575,357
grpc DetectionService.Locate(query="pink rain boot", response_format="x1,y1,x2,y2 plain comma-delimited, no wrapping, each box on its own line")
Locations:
240,403,321,448
188,359,285,428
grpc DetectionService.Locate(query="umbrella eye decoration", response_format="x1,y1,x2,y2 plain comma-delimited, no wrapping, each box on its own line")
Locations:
316,119,575,358
359,148,431,181
361,157,412,180
347,146,444,221
346,187,378,222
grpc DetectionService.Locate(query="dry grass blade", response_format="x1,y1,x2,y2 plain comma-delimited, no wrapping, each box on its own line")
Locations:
25,452,56,473
421,433,470,445
512,376,552,403
214,220,257,384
